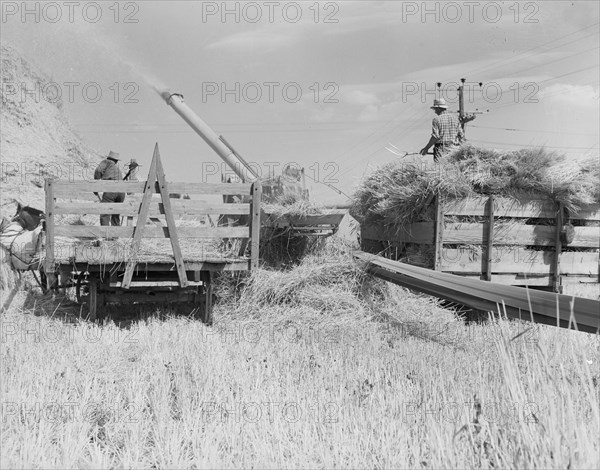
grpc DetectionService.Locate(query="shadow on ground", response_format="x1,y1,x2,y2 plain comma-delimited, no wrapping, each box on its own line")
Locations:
1,282,206,329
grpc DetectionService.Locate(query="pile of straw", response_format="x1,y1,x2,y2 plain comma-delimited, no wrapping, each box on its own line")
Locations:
261,193,326,267
216,239,457,335
262,192,324,218
221,242,384,320
351,144,600,231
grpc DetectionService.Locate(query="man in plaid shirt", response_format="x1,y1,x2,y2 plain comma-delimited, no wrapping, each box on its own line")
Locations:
420,98,464,161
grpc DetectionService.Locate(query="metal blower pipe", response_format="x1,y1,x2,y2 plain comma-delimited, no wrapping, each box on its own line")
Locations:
161,92,259,183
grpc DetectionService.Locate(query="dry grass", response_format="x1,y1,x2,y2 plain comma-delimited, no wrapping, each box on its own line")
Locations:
0,248,20,291
351,144,600,231
259,195,328,268
2,240,599,469
262,193,324,219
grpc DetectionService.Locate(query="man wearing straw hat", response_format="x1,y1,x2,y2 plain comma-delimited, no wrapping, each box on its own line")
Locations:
94,150,125,226
420,98,464,161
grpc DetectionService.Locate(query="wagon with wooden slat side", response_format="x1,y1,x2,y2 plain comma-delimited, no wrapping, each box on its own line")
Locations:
360,194,600,294
43,144,262,322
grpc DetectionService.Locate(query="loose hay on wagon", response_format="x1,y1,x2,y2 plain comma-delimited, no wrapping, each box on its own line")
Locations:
352,145,600,295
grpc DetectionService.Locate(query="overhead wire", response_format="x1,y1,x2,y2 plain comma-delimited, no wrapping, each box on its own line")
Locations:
469,139,598,150
465,22,599,77
337,24,600,175
470,125,598,137
484,64,599,112
302,170,352,200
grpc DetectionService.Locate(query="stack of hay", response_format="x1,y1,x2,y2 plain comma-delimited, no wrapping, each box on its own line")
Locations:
351,144,600,234
260,192,326,268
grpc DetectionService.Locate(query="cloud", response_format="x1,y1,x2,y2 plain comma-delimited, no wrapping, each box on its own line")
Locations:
205,29,295,51
539,84,600,107
357,104,381,122
309,106,336,123
341,89,380,106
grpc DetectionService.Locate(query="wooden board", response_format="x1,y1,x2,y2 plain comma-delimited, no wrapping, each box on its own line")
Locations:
440,247,599,276
459,274,599,287
362,223,600,248
65,261,251,272
54,201,251,216
445,223,599,248
250,182,262,270
443,197,600,220
457,274,552,286
53,181,252,196
153,151,189,288
121,146,160,289
44,179,56,274
54,225,249,239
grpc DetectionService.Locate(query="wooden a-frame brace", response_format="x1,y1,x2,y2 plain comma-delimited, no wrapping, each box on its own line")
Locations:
122,144,189,289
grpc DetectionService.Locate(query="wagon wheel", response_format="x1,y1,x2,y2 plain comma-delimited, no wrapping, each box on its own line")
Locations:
38,269,48,294
75,272,99,321
75,272,88,303
87,275,98,322
199,271,213,325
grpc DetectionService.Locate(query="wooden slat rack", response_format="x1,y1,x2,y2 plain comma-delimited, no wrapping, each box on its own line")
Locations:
44,144,262,322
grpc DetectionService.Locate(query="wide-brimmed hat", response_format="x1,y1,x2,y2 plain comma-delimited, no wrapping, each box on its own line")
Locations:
430,98,448,109
127,158,141,169
106,150,121,161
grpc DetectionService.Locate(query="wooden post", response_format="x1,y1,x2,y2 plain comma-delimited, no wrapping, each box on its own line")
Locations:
484,195,494,281
433,195,443,271
44,179,58,289
122,145,159,288
552,202,564,293
154,150,188,288
250,180,262,271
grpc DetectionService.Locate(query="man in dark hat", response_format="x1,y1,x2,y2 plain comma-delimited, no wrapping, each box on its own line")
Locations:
123,159,142,227
123,159,141,182
94,150,125,226
420,98,464,161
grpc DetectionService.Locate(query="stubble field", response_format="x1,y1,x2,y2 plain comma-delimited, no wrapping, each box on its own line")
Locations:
1,243,599,469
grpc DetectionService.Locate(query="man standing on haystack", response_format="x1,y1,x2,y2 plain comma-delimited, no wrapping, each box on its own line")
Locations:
420,98,464,161
94,150,125,226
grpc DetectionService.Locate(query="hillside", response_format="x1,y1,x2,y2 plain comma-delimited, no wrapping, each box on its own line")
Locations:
0,44,99,213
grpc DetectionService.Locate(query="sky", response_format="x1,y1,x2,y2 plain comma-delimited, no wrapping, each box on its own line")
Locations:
2,0,599,204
